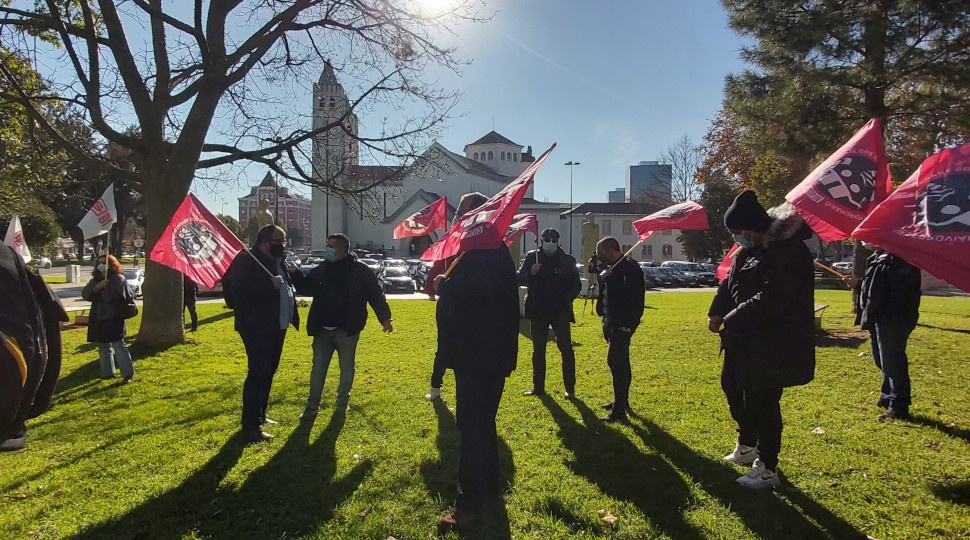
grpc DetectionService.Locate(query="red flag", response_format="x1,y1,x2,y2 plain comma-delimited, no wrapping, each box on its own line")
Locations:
149,194,245,289
633,201,709,239
426,143,556,261
786,119,892,241
503,213,538,246
716,243,742,282
392,197,448,239
852,143,970,292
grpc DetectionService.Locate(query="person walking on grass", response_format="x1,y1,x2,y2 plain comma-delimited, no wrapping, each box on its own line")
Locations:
844,247,921,421
82,254,135,384
707,190,815,489
518,227,582,398
595,236,645,423
286,233,392,418
225,225,299,443
183,274,199,332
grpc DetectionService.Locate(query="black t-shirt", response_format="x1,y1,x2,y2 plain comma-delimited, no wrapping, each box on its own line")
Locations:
318,256,352,329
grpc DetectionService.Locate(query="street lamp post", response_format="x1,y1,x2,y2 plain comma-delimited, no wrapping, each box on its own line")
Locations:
565,161,580,254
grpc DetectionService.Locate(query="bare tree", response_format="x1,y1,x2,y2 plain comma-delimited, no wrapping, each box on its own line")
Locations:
658,134,703,203
0,0,482,346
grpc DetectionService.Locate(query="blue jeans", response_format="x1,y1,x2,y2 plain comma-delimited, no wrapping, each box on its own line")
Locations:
871,322,912,413
306,329,360,410
98,341,134,379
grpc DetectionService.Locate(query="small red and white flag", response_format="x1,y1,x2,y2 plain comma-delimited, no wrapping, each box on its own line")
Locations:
715,243,742,282
77,184,118,240
633,200,709,239
392,197,448,239
503,213,538,246
3,214,31,263
786,118,892,241
149,194,245,289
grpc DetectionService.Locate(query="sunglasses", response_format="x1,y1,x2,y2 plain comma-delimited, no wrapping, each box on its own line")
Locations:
541,237,557,242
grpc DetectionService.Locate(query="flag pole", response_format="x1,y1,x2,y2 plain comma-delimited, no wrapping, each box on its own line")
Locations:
606,238,646,272
814,260,846,279
442,251,466,278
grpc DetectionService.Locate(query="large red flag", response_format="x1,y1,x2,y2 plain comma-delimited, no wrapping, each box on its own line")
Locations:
503,213,538,246
786,119,892,241
426,143,556,261
149,194,245,289
633,200,709,239
715,243,742,282
852,143,970,292
392,196,448,239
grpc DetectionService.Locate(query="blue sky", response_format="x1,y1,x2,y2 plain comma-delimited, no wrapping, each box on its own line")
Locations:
197,0,749,215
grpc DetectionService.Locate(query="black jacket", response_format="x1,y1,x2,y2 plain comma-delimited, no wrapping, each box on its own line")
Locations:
709,205,815,390
289,256,391,336
855,251,921,331
596,257,645,331
436,243,519,376
82,273,129,343
517,247,581,320
225,249,300,334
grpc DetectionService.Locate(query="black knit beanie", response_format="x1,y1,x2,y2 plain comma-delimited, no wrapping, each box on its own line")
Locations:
724,190,772,232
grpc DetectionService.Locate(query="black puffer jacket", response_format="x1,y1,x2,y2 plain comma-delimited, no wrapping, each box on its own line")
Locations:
708,204,816,390
517,247,581,320
436,243,519,376
289,256,391,336
596,257,645,332
855,251,921,331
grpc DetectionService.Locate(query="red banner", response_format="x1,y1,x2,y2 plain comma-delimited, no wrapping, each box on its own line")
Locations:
786,119,892,241
633,200,709,239
392,197,448,239
852,143,970,292
503,213,538,246
149,194,245,289
424,143,556,261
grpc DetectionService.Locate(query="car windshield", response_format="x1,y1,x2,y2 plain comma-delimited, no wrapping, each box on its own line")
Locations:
384,268,409,277
684,263,706,272
646,268,664,276
123,270,140,280
664,269,683,276
360,259,377,265
384,260,405,266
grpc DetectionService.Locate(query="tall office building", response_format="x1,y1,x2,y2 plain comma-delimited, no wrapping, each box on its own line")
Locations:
626,161,672,204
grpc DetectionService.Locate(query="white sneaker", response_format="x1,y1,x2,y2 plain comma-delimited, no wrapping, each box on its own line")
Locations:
723,442,759,465
425,387,441,400
737,459,780,489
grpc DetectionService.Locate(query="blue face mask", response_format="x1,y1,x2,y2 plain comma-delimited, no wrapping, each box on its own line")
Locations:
322,247,337,261
541,241,558,255
97,263,107,273
733,234,754,249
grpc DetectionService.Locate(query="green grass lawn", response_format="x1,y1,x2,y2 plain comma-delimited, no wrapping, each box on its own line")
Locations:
3,291,970,539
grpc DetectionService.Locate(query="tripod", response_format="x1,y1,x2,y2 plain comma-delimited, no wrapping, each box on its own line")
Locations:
581,273,599,316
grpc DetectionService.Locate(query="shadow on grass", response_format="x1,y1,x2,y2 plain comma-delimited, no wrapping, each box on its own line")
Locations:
541,396,707,540
195,310,235,327
908,414,970,445
420,398,513,540
930,478,970,505
814,330,868,349
69,409,372,540
917,322,970,335
629,420,867,539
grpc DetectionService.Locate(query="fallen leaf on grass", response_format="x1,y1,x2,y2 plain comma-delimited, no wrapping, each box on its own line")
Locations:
352,454,361,462
812,427,826,435
2,493,28,500
420,428,431,438
360,508,370,518
858,352,869,357
827,482,840,488
53,490,63,497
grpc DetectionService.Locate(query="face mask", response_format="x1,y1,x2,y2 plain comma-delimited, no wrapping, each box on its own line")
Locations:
541,241,558,255
733,234,754,249
269,243,285,257
322,247,337,261
97,263,107,273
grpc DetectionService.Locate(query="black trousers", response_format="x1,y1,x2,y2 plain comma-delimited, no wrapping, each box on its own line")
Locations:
184,301,198,331
453,369,506,511
530,309,576,392
430,349,446,389
722,379,784,471
240,329,286,432
604,326,633,413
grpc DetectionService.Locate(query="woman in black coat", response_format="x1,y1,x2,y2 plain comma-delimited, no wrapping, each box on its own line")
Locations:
82,255,135,382
708,191,815,489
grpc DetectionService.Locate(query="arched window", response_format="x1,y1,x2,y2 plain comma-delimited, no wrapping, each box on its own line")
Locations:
329,97,336,108
474,152,479,160
501,151,505,160
647,245,653,257
512,154,517,162
488,151,493,160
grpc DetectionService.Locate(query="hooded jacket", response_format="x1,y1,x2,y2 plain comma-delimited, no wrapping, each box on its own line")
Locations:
855,251,921,331
708,203,816,389
517,246,581,320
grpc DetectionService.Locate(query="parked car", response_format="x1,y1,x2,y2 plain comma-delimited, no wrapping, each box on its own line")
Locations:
832,261,853,274
300,263,320,278
30,256,52,269
378,267,415,294
381,258,406,268
404,260,430,289
661,261,718,286
662,268,699,287
123,269,145,298
700,263,718,273
198,280,223,296
359,258,381,274
642,266,675,287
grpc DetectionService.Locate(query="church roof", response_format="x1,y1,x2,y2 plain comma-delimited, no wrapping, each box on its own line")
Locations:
318,61,339,86
350,165,406,187
463,131,519,150
560,202,662,217
382,189,455,224
421,143,510,183
240,172,309,201
259,172,275,187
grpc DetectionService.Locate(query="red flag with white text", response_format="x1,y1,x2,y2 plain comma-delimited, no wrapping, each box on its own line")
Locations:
149,194,245,289
504,214,538,246
425,143,556,261
786,119,892,241
392,197,448,239
633,200,709,239
852,143,970,292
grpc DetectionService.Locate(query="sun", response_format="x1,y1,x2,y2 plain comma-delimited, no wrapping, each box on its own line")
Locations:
413,0,460,17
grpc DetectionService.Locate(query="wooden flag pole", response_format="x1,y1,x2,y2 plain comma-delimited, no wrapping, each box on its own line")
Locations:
606,238,646,273
814,260,846,279
442,251,466,278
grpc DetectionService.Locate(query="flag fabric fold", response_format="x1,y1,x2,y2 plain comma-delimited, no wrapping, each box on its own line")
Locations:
852,143,970,292
786,118,892,241
392,197,448,239
503,213,538,246
715,243,742,282
633,200,709,239
77,184,118,240
422,143,556,261
3,214,31,263
149,194,245,289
